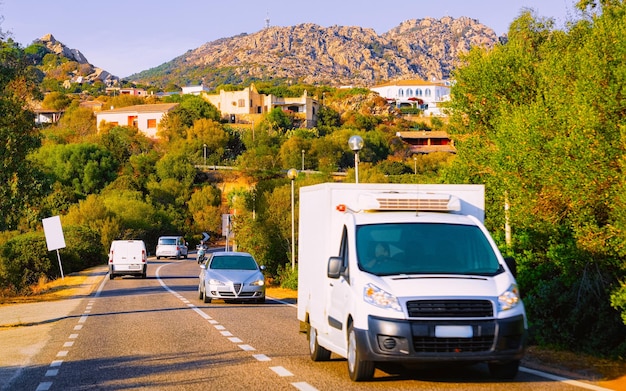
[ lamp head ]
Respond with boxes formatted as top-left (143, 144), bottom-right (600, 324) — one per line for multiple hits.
top-left (287, 168), bottom-right (298, 180)
top-left (348, 135), bottom-right (364, 152)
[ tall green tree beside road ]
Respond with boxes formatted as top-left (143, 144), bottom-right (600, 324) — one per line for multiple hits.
top-left (445, 2), bottom-right (626, 355)
top-left (0, 36), bottom-right (43, 231)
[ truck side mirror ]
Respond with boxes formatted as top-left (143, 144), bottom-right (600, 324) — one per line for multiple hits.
top-left (327, 256), bottom-right (343, 279)
top-left (504, 257), bottom-right (517, 277)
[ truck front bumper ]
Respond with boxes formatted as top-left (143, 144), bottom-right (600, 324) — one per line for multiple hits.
top-left (356, 315), bottom-right (527, 364)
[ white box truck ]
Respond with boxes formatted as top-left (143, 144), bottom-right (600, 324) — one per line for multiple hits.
top-left (109, 240), bottom-right (148, 279)
top-left (297, 183), bottom-right (527, 381)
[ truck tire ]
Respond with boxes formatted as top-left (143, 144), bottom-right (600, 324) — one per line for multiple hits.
top-left (488, 360), bottom-right (520, 380)
top-left (308, 325), bottom-right (331, 361)
top-left (347, 325), bottom-right (375, 381)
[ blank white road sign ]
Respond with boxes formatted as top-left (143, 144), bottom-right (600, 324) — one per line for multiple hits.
top-left (42, 215), bottom-right (66, 251)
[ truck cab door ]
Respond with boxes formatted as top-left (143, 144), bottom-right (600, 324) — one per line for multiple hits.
top-left (325, 226), bottom-right (352, 349)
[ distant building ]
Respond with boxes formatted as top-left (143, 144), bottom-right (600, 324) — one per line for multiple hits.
top-left (34, 109), bottom-right (64, 125)
top-left (182, 85), bottom-right (210, 95)
top-left (396, 130), bottom-right (456, 154)
top-left (79, 100), bottom-right (104, 112)
top-left (201, 83), bottom-right (319, 128)
top-left (370, 79), bottom-right (451, 117)
top-left (105, 87), bottom-right (148, 97)
top-left (96, 103), bottom-right (178, 138)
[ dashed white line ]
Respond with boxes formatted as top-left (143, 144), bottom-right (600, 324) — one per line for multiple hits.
top-left (56, 351), bottom-right (68, 357)
top-left (35, 381), bottom-right (52, 391)
top-left (220, 330), bottom-right (233, 336)
top-left (45, 369), bottom-right (58, 377)
top-left (238, 344), bottom-right (256, 351)
top-left (270, 366), bottom-right (293, 377)
top-left (291, 382), bottom-right (319, 391)
top-left (73, 324), bottom-right (83, 331)
top-left (69, 333), bottom-right (79, 339)
top-left (78, 315), bottom-right (88, 323)
top-left (50, 360), bottom-right (63, 367)
top-left (63, 341), bottom-right (74, 347)
top-left (253, 354), bottom-right (271, 362)
top-left (214, 325), bottom-right (226, 330)
top-left (228, 337), bottom-right (243, 343)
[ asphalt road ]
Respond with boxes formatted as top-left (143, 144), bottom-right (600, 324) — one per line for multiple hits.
top-left (2, 256), bottom-right (614, 391)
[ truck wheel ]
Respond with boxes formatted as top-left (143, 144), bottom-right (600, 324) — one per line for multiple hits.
top-left (109, 273), bottom-right (115, 280)
top-left (347, 325), bottom-right (374, 381)
top-left (488, 360), bottom-right (520, 380)
top-left (308, 325), bottom-right (331, 361)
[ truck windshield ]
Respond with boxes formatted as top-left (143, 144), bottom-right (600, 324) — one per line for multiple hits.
top-left (356, 223), bottom-right (503, 276)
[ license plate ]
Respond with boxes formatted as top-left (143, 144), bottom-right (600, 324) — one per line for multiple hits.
top-left (128, 265), bottom-right (141, 270)
top-left (435, 325), bottom-right (473, 338)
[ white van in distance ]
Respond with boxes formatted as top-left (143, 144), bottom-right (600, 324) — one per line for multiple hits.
top-left (109, 240), bottom-right (148, 279)
top-left (297, 183), bottom-right (527, 381)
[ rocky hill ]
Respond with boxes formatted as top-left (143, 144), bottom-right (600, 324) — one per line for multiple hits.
top-left (129, 16), bottom-right (500, 89)
top-left (33, 34), bottom-right (118, 86)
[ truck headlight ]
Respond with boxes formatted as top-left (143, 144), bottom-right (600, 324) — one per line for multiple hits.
top-left (364, 283), bottom-right (402, 312)
top-left (499, 283), bottom-right (521, 311)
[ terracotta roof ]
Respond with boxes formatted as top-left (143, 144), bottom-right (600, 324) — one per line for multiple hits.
top-left (396, 131), bottom-right (450, 139)
top-left (373, 79), bottom-right (448, 88)
top-left (102, 103), bottom-right (178, 113)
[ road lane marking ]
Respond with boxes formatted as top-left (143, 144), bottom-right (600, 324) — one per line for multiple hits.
top-left (50, 360), bottom-right (63, 367)
top-left (74, 324), bottom-right (83, 330)
top-left (78, 315), bottom-right (88, 323)
top-left (35, 382), bottom-right (52, 391)
top-left (270, 366), bottom-right (293, 377)
top-left (44, 369), bottom-right (58, 377)
top-left (253, 354), bottom-right (271, 362)
top-left (155, 263), bottom-right (316, 390)
top-left (291, 382), bottom-right (319, 391)
top-left (56, 351), bottom-right (68, 357)
top-left (63, 341), bottom-right (74, 347)
top-left (519, 367), bottom-right (615, 391)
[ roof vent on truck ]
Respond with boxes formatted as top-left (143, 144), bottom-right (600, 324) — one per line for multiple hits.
top-left (355, 192), bottom-right (461, 212)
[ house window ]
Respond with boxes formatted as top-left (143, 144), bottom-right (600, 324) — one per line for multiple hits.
top-left (147, 119), bottom-right (157, 128)
top-left (416, 89), bottom-right (423, 97)
top-left (407, 88), bottom-right (413, 97)
top-left (238, 99), bottom-right (245, 107)
top-left (398, 89), bottom-right (404, 97)
top-left (425, 89), bottom-right (431, 97)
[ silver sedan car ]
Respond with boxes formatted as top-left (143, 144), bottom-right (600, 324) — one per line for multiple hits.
top-left (198, 251), bottom-right (266, 304)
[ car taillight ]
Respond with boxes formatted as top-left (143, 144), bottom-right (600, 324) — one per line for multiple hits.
top-left (109, 250), bottom-right (113, 263)
top-left (142, 250), bottom-right (146, 262)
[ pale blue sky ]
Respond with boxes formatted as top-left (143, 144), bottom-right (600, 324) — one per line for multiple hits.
top-left (1, 0), bottom-right (580, 78)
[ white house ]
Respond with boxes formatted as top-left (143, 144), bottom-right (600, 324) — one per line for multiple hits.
top-left (370, 79), bottom-right (451, 117)
top-left (96, 103), bottom-right (178, 138)
top-left (182, 85), bottom-right (210, 95)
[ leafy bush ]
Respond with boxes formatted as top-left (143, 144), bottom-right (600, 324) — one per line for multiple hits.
top-left (0, 232), bottom-right (51, 294)
top-left (277, 263), bottom-right (298, 290)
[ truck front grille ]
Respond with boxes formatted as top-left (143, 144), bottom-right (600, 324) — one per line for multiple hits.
top-left (413, 336), bottom-right (494, 353)
top-left (407, 300), bottom-right (493, 318)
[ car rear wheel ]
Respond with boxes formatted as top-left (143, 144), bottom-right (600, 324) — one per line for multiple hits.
top-left (309, 324), bottom-right (331, 361)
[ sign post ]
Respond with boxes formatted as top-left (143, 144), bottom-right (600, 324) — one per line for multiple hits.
top-left (42, 216), bottom-right (66, 279)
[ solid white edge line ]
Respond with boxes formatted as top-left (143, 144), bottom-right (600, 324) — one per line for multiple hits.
top-left (519, 367), bottom-right (615, 391)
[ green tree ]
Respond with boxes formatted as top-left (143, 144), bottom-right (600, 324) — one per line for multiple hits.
top-left (0, 38), bottom-right (43, 230)
top-left (445, 5), bottom-right (626, 355)
top-left (42, 91), bottom-right (72, 110)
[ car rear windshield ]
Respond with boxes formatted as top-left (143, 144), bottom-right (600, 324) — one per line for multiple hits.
top-left (159, 238), bottom-right (176, 245)
top-left (210, 255), bottom-right (258, 270)
top-left (356, 223), bottom-right (502, 276)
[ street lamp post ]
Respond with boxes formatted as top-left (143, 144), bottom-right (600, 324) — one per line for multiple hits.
top-left (414, 156), bottom-right (417, 175)
top-left (287, 168), bottom-right (298, 270)
top-left (301, 149), bottom-right (305, 171)
top-left (203, 143), bottom-right (207, 167)
top-left (348, 135), bottom-right (364, 183)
